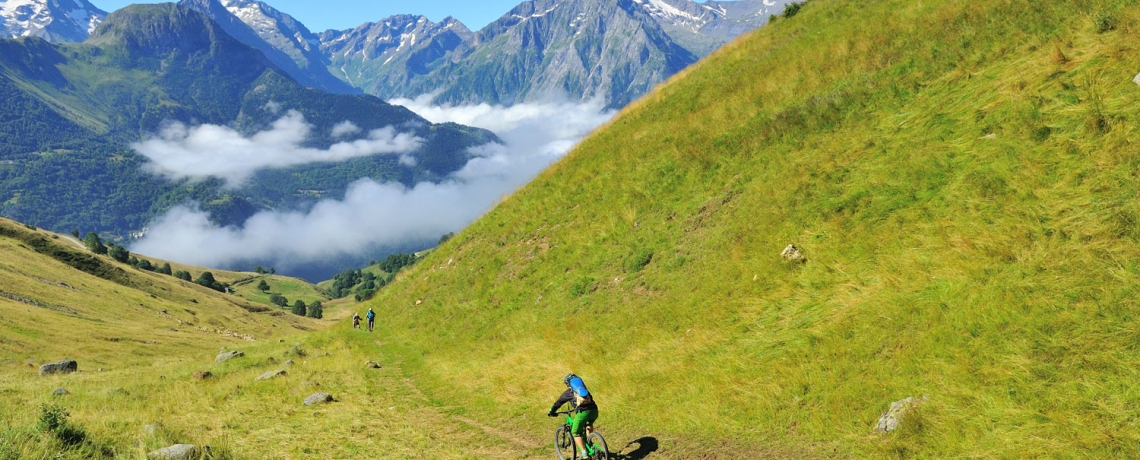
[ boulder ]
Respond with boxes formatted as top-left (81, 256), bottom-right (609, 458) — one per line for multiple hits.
top-left (255, 369), bottom-right (286, 381)
top-left (283, 359), bottom-right (295, 367)
top-left (39, 360), bottom-right (77, 376)
top-left (365, 361), bottom-right (381, 369)
top-left (51, 387), bottom-right (69, 396)
top-left (215, 351), bottom-right (244, 363)
top-left (192, 371), bottom-right (213, 380)
top-left (148, 444), bottom-right (199, 460)
top-left (780, 243), bottom-right (806, 263)
top-left (876, 396), bottom-right (927, 433)
top-left (303, 392), bottom-right (333, 406)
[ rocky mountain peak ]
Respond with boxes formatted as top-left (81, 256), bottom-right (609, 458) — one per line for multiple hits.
top-left (0, 0), bottom-right (107, 42)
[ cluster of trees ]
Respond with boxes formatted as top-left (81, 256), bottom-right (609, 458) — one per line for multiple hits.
top-left (81, 231), bottom-right (227, 292)
top-left (327, 252), bottom-right (419, 301)
top-left (258, 278), bottom-right (322, 318)
top-left (290, 299), bottom-right (323, 319)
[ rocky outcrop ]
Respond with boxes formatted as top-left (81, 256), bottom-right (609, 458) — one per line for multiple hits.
top-left (780, 243), bottom-right (806, 263)
top-left (876, 396), bottom-right (927, 433)
top-left (303, 392), bottom-right (333, 406)
top-left (148, 444), bottom-right (200, 460)
top-left (255, 369), bottom-right (286, 381)
top-left (215, 350), bottom-right (244, 363)
top-left (39, 360), bottom-right (77, 376)
top-left (51, 387), bottom-right (70, 396)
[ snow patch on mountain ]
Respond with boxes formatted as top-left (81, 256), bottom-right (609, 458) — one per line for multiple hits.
top-left (0, 0), bottom-right (106, 42)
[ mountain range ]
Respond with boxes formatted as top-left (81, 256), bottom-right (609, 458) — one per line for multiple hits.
top-left (2, 0), bottom-right (792, 107)
top-left (0, 3), bottom-right (495, 243)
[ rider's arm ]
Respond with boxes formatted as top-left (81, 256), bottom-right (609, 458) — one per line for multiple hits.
top-left (549, 388), bottom-right (574, 414)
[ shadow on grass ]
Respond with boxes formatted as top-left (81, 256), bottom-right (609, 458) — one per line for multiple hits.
top-left (611, 436), bottom-right (659, 459)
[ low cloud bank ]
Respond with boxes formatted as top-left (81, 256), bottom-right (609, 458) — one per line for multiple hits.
top-left (134, 110), bottom-right (421, 185)
top-left (132, 98), bottom-right (616, 274)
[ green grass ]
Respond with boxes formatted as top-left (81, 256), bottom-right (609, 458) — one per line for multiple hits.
top-left (230, 275), bottom-right (330, 308)
top-left (349, 0), bottom-right (1140, 456)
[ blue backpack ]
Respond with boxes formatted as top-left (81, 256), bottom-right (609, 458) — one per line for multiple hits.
top-left (568, 376), bottom-right (593, 406)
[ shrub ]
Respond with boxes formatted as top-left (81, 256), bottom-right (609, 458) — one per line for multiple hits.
top-left (783, 2), bottom-right (802, 18)
top-left (82, 232), bottom-right (106, 255)
top-left (625, 248), bottom-right (654, 273)
top-left (174, 270), bottom-right (192, 281)
top-left (570, 277), bottom-right (596, 297)
top-left (270, 294), bottom-right (288, 307)
top-left (137, 259), bottom-right (154, 271)
top-left (107, 244), bottom-right (129, 263)
top-left (257, 280), bottom-right (270, 291)
top-left (36, 403), bottom-right (85, 446)
top-left (156, 263), bottom-right (172, 275)
top-left (291, 300), bottom-right (307, 316)
top-left (307, 301), bottom-right (323, 319)
top-left (1094, 11), bottom-right (1117, 33)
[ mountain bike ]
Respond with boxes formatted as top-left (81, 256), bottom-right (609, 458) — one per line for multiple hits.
top-left (553, 410), bottom-right (608, 460)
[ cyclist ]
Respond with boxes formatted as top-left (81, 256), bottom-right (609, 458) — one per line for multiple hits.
top-left (548, 373), bottom-right (598, 456)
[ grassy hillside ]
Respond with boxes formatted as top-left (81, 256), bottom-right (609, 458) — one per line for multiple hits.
top-left (352, 0), bottom-right (1140, 457)
top-left (0, 217), bottom-right (543, 459)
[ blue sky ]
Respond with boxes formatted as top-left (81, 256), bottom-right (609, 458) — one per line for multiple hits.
top-left (92, 0), bottom-right (557, 32)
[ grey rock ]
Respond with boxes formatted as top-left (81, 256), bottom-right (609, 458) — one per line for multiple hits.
top-left (215, 350), bottom-right (244, 363)
top-left (303, 392), bottom-right (333, 406)
top-left (365, 361), bottom-right (381, 369)
top-left (103, 387), bottom-right (128, 395)
top-left (51, 387), bottom-right (69, 396)
top-left (39, 360), bottom-right (77, 376)
top-left (148, 444), bottom-right (199, 460)
top-left (192, 371), bottom-right (213, 380)
top-left (301, 381), bottom-right (320, 387)
top-left (283, 359), bottom-right (295, 367)
top-left (1134, 72), bottom-right (1140, 86)
top-left (142, 424), bottom-right (158, 435)
top-left (255, 369), bottom-right (286, 381)
top-left (876, 396), bottom-right (927, 433)
top-left (780, 243), bottom-right (806, 263)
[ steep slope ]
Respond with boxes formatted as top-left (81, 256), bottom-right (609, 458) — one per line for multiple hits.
top-left (178, 0), bottom-right (358, 94)
top-left (322, 0), bottom-right (792, 109)
top-left (0, 0), bottom-right (106, 42)
top-left (355, 0), bottom-right (1140, 456)
top-left (0, 4), bottom-right (496, 241)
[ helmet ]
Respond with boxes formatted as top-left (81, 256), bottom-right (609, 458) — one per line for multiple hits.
top-left (563, 373), bottom-right (577, 387)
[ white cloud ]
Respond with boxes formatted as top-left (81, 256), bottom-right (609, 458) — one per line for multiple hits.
top-left (331, 120), bottom-right (361, 137)
top-left (132, 98), bottom-right (616, 273)
top-left (132, 110), bottom-right (422, 185)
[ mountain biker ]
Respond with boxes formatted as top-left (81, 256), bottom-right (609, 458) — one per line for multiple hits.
top-left (548, 373), bottom-right (598, 456)
top-left (366, 308), bottom-right (375, 332)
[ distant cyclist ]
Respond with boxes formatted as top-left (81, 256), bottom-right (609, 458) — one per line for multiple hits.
top-left (366, 308), bottom-right (375, 332)
top-left (548, 373), bottom-right (598, 455)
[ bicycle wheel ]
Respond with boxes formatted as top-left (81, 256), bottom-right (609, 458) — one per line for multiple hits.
top-left (554, 425), bottom-right (575, 460)
top-left (586, 432), bottom-right (609, 460)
